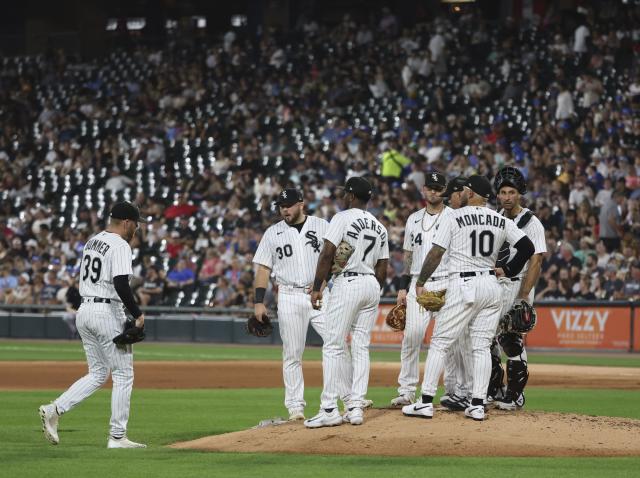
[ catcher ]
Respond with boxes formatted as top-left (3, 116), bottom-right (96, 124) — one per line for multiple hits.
top-left (489, 166), bottom-right (546, 411)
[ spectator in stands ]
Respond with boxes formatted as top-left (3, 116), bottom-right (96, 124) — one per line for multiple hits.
top-left (598, 190), bottom-right (625, 252)
top-left (40, 271), bottom-right (62, 305)
top-left (137, 267), bottom-right (165, 306)
top-left (166, 259), bottom-right (195, 293)
top-left (0, 265), bottom-right (18, 300)
top-left (625, 262), bottom-right (640, 301)
top-left (211, 277), bottom-right (235, 307)
top-left (4, 273), bottom-right (32, 304)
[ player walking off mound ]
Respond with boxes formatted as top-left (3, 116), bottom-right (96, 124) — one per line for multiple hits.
top-left (39, 201), bottom-right (147, 448)
top-left (390, 173), bottom-right (471, 410)
top-left (305, 177), bottom-right (389, 428)
top-left (488, 167), bottom-right (546, 410)
top-left (253, 188), bottom-right (348, 421)
top-left (402, 176), bottom-right (534, 421)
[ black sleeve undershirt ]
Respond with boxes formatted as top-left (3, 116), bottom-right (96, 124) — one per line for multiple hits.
top-left (502, 236), bottom-right (535, 278)
top-left (114, 275), bottom-right (143, 319)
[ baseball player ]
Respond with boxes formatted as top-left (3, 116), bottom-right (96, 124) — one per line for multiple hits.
top-left (402, 176), bottom-right (535, 421)
top-left (253, 188), bottom-right (349, 421)
top-left (39, 201), bottom-right (147, 448)
top-left (390, 173), bottom-right (472, 410)
top-left (305, 176), bottom-right (389, 428)
top-left (488, 167), bottom-right (546, 410)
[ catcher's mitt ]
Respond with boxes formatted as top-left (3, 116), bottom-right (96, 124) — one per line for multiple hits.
top-left (386, 304), bottom-right (406, 331)
top-left (246, 314), bottom-right (273, 338)
top-left (112, 320), bottom-right (146, 345)
top-left (500, 300), bottom-right (537, 333)
top-left (416, 290), bottom-right (446, 311)
top-left (331, 240), bottom-right (354, 275)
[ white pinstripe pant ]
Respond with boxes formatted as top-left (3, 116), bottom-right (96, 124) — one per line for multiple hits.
top-left (420, 273), bottom-right (501, 401)
top-left (277, 287), bottom-right (332, 410)
top-left (320, 274), bottom-right (380, 410)
top-left (398, 277), bottom-right (472, 398)
top-left (54, 302), bottom-right (134, 437)
top-left (492, 278), bottom-right (534, 362)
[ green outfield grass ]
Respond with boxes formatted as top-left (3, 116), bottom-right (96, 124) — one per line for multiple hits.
top-left (1, 387), bottom-right (639, 478)
top-left (1, 340), bottom-right (640, 367)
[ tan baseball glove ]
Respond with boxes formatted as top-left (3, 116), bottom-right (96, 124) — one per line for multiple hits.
top-left (331, 240), bottom-right (354, 274)
top-left (416, 290), bottom-right (446, 311)
top-left (386, 304), bottom-right (406, 331)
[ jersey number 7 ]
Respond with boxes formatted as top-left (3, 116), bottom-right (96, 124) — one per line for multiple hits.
top-left (362, 235), bottom-right (376, 260)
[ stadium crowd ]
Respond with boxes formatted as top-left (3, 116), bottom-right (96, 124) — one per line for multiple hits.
top-left (0, 3), bottom-right (639, 311)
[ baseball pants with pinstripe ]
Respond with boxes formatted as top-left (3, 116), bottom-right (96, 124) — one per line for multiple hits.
top-left (320, 274), bottom-right (380, 410)
top-left (53, 302), bottom-right (134, 438)
top-left (420, 273), bottom-right (502, 400)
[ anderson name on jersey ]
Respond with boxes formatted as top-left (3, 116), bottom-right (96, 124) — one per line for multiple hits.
top-left (324, 208), bottom-right (389, 275)
top-left (253, 216), bottom-right (329, 287)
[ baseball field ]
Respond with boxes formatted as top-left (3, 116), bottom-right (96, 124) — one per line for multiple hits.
top-left (2, 340), bottom-right (640, 477)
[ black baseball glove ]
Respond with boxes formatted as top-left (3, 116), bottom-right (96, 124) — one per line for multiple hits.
top-left (112, 319), bottom-right (146, 345)
top-left (500, 300), bottom-right (537, 334)
top-left (246, 314), bottom-right (273, 338)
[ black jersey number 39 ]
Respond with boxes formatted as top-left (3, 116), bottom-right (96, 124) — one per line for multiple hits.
top-left (82, 255), bottom-right (102, 283)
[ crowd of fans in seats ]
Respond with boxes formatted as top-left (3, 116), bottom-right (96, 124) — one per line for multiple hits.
top-left (0, 2), bottom-right (639, 312)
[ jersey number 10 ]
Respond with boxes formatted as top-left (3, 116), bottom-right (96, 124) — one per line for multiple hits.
top-left (469, 230), bottom-right (495, 257)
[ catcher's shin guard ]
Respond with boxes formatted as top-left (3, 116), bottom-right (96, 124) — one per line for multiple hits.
top-left (487, 352), bottom-right (505, 398)
top-left (505, 359), bottom-right (529, 397)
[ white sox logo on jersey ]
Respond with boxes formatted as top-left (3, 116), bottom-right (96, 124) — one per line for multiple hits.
top-left (305, 231), bottom-right (321, 253)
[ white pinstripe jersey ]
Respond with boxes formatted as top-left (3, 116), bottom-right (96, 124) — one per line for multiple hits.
top-left (79, 231), bottom-right (133, 299)
top-left (324, 208), bottom-right (389, 275)
top-left (499, 207), bottom-right (547, 278)
top-left (403, 206), bottom-right (452, 277)
top-left (433, 206), bottom-right (525, 273)
top-left (253, 216), bottom-right (329, 287)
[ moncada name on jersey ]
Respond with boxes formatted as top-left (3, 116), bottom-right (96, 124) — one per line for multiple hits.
top-left (455, 213), bottom-right (506, 229)
top-left (346, 217), bottom-right (387, 243)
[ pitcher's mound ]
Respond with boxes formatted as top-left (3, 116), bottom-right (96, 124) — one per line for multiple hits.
top-left (170, 408), bottom-right (640, 457)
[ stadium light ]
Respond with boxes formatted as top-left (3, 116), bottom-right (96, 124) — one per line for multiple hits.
top-left (126, 18), bottom-right (146, 31)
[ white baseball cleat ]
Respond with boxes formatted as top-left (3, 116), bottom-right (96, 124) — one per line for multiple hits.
top-left (343, 407), bottom-right (364, 425)
top-left (390, 394), bottom-right (415, 408)
top-left (402, 401), bottom-right (433, 419)
top-left (304, 409), bottom-right (343, 429)
top-left (288, 408), bottom-right (305, 421)
top-left (107, 436), bottom-right (147, 449)
top-left (39, 404), bottom-right (60, 445)
top-left (464, 405), bottom-right (485, 421)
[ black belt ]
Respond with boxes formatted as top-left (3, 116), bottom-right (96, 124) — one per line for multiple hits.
top-left (82, 297), bottom-right (112, 304)
top-left (343, 272), bottom-right (372, 277)
top-left (459, 271), bottom-right (496, 278)
top-left (427, 275), bottom-right (447, 282)
top-left (509, 277), bottom-right (520, 282)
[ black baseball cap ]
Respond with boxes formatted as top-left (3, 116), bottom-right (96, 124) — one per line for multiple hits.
top-left (467, 175), bottom-right (493, 199)
top-left (441, 176), bottom-right (468, 197)
top-left (345, 176), bottom-right (373, 201)
top-left (275, 188), bottom-right (304, 207)
top-left (425, 172), bottom-right (446, 189)
top-left (110, 201), bottom-right (148, 223)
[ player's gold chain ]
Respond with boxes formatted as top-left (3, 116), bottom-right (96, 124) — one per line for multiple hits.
top-left (421, 208), bottom-right (443, 233)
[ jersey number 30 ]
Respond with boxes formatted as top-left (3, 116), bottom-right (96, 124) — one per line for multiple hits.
top-left (470, 230), bottom-right (494, 257)
top-left (82, 256), bottom-right (102, 283)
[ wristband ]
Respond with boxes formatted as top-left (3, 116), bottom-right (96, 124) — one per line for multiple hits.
top-left (399, 274), bottom-right (411, 290)
top-left (254, 287), bottom-right (266, 303)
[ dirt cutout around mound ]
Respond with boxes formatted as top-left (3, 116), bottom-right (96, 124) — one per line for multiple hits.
top-left (171, 408), bottom-right (640, 457)
top-left (2, 361), bottom-right (640, 389)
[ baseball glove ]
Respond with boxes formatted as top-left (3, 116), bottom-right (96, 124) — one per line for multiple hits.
top-left (500, 300), bottom-right (537, 333)
top-left (112, 320), bottom-right (146, 345)
top-left (386, 304), bottom-right (406, 331)
top-left (331, 240), bottom-right (354, 275)
top-left (246, 314), bottom-right (273, 338)
top-left (416, 290), bottom-right (446, 311)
